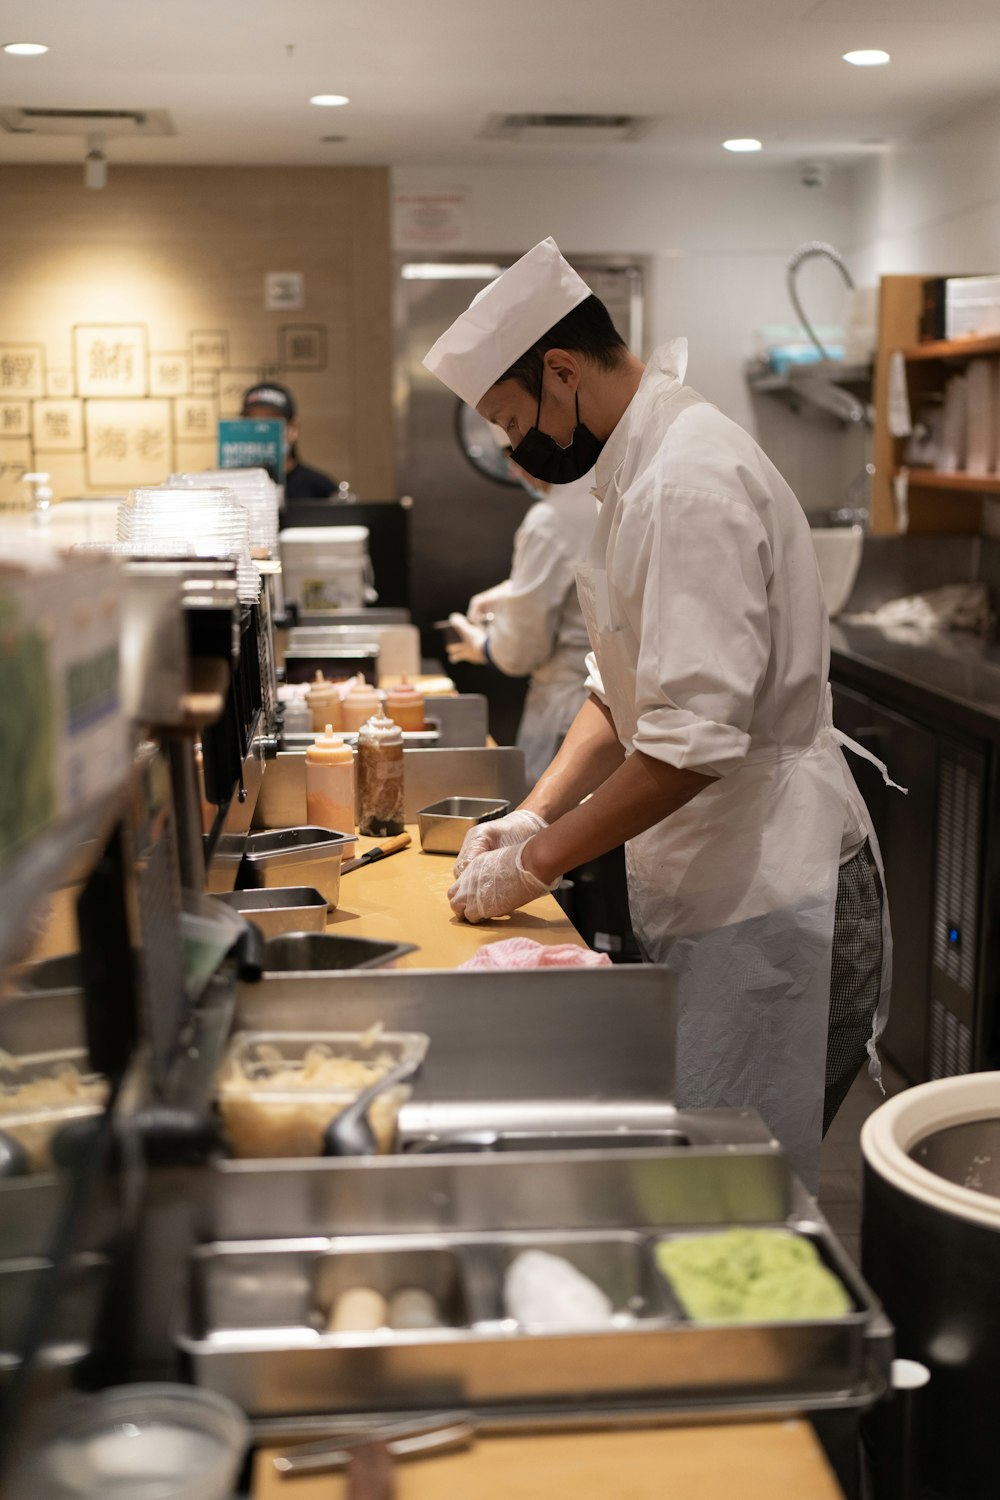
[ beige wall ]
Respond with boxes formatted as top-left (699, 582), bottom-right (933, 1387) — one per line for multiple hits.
top-left (0, 165), bottom-right (393, 505)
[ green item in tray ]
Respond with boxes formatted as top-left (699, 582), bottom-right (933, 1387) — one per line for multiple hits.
top-left (655, 1228), bottom-right (850, 1323)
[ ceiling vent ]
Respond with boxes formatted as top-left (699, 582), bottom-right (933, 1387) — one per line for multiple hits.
top-left (0, 107), bottom-right (174, 138)
top-left (480, 112), bottom-right (651, 144)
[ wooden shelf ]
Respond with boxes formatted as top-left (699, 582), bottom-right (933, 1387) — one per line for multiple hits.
top-left (901, 469), bottom-right (1000, 494)
top-left (903, 333), bottom-right (1000, 362)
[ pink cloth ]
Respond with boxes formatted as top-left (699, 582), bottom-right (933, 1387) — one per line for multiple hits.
top-left (459, 937), bottom-right (612, 971)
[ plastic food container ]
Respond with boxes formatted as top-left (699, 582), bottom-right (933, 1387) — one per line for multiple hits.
top-left (0, 1050), bottom-right (108, 1172)
top-left (417, 797), bottom-right (510, 855)
top-left (215, 886), bottom-right (328, 938)
top-left (5, 1381), bottom-right (248, 1500)
top-left (279, 524), bottom-right (373, 613)
top-left (217, 1030), bottom-right (429, 1158)
top-left (241, 827), bottom-right (352, 909)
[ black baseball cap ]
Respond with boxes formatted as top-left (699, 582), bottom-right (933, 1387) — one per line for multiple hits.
top-left (241, 381), bottom-right (296, 419)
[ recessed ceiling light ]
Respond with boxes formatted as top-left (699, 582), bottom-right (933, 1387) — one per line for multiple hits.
top-left (723, 138), bottom-right (762, 153)
top-left (3, 41), bottom-right (48, 56)
top-left (402, 263), bottom-right (505, 280)
top-left (309, 93), bottom-right (350, 107)
top-left (843, 49), bottom-right (890, 67)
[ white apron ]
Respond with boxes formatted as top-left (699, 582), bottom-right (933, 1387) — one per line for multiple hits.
top-left (576, 377), bottom-right (894, 1194)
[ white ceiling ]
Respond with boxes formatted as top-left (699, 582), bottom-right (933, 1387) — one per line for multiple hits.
top-left (0, 0), bottom-right (999, 170)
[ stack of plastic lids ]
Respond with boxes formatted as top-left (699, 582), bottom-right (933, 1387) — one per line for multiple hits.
top-left (116, 486), bottom-right (260, 603)
top-left (171, 467), bottom-right (280, 556)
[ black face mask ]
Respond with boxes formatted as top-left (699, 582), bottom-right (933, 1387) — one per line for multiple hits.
top-left (509, 390), bottom-right (604, 484)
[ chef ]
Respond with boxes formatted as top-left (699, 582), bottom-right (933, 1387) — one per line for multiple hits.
top-left (446, 452), bottom-right (596, 785)
top-left (423, 237), bottom-right (894, 1189)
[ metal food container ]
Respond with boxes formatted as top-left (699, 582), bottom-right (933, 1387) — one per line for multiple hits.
top-left (178, 1149), bottom-right (885, 1417)
top-left (0, 1253), bottom-right (108, 1385)
top-left (259, 933), bottom-right (417, 972)
top-left (215, 887), bottom-right (328, 939)
top-left (216, 1029), bottom-right (430, 1159)
top-left (240, 827), bottom-right (351, 909)
top-left (12, 954), bottom-right (82, 999)
top-left (417, 797), bottom-right (510, 855)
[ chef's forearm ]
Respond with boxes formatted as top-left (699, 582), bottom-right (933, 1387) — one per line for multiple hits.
top-left (520, 694), bottom-right (626, 822)
top-left (522, 749), bottom-right (714, 885)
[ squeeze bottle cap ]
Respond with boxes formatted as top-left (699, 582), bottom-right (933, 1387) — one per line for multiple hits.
top-left (306, 725), bottom-right (354, 764)
top-left (343, 679), bottom-right (380, 701)
top-left (358, 711), bottom-right (403, 745)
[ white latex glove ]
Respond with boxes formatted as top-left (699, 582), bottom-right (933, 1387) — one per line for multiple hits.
top-left (445, 612), bottom-right (487, 665)
top-left (448, 842), bottom-right (558, 924)
top-left (468, 581), bottom-right (511, 624)
top-left (453, 808), bottom-right (548, 879)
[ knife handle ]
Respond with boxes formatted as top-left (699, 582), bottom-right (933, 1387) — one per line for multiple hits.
top-left (373, 833), bottom-right (412, 858)
top-left (348, 1440), bottom-right (394, 1500)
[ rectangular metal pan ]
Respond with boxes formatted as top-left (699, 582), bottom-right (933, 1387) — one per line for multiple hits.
top-left (178, 1213), bottom-right (879, 1417)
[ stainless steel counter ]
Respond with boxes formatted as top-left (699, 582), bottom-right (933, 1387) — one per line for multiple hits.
top-left (830, 622), bottom-right (1000, 741)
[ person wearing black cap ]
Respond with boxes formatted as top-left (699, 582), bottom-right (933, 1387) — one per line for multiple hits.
top-left (241, 381), bottom-right (338, 499)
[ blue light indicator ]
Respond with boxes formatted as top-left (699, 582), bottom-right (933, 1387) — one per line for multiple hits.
top-left (948, 925), bottom-right (961, 947)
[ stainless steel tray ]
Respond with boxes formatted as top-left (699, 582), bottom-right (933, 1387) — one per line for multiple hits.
top-left (215, 886), bottom-right (328, 938)
top-left (241, 827), bottom-right (351, 909)
top-left (0, 1253), bottom-right (108, 1384)
top-left (257, 933), bottom-right (418, 972)
top-left (281, 729), bottom-right (440, 751)
top-left (417, 797), bottom-right (510, 855)
top-left (179, 1212), bottom-right (881, 1417)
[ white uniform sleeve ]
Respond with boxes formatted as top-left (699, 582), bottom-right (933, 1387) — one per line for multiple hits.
top-left (584, 650), bottom-right (608, 704)
top-left (487, 504), bottom-right (580, 679)
top-left (625, 485), bottom-right (772, 777)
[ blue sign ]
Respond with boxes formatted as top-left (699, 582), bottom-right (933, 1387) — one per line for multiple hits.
top-left (217, 418), bottom-right (285, 483)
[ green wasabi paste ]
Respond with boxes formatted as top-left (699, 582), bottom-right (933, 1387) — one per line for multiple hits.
top-left (656, 1228), bottom-right (850, 1323)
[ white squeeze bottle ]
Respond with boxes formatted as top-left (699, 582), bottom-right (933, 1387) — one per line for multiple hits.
top-left (306, 671), bottom-right (342, 732)
top-left (341, 678), bottom-right (382, 733)
top-left (305, 725), bottom-right (356, 857)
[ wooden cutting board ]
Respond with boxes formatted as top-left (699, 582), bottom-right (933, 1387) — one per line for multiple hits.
top-left (328, 825), bottom-right (586, 968)
top-left (253, 1418), bottom-right (845, 1498)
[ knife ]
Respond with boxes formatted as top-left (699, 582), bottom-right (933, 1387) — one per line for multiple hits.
top-left (340, 833), bottom-right (412, 874)
top-left (273, 1418), bottom-right (475, 1477)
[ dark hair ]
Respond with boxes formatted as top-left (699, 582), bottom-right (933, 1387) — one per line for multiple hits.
top-left (495, 295), bottom-right (627, 398)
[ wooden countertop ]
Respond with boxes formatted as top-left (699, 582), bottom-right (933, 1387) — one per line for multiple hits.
top-left (253, 1418), bottom-right (845, 1498)
top-left (329, 827), bottom-right (584, 969)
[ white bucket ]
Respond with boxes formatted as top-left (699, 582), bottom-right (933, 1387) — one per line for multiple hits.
top-left (279, 526), bottom-right (374, 611)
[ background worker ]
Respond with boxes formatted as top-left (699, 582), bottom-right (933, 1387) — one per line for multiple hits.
top-left (446, 456), bottom-right (596, 785)
top-left (241, 381), bottom-right (337, 499)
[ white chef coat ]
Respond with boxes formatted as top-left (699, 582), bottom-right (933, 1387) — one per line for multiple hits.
top-left (578, 338), bottom-right (890, 1191)
top-left (487, 473), bottom-right (596, 786)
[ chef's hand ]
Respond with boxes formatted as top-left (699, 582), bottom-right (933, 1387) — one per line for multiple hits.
top-left (468, 581), bottom-right (510, 624)
top-left (448, 841), bottom-right (558, 924)
top-left (445, 613), bottom-right (487, 665)
top-left (453, 808), bottom-right (548, 878)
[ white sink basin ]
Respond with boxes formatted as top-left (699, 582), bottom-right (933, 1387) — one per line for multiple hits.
top-left (810, 526), bottom-right (863, 617)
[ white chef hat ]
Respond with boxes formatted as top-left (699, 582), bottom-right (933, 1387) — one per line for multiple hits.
top-left (422, 237), bottom-right (592, 408)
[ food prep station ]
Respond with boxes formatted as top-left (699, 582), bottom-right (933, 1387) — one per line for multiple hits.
top-left (0, 543), bottom-right (893, 1497)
